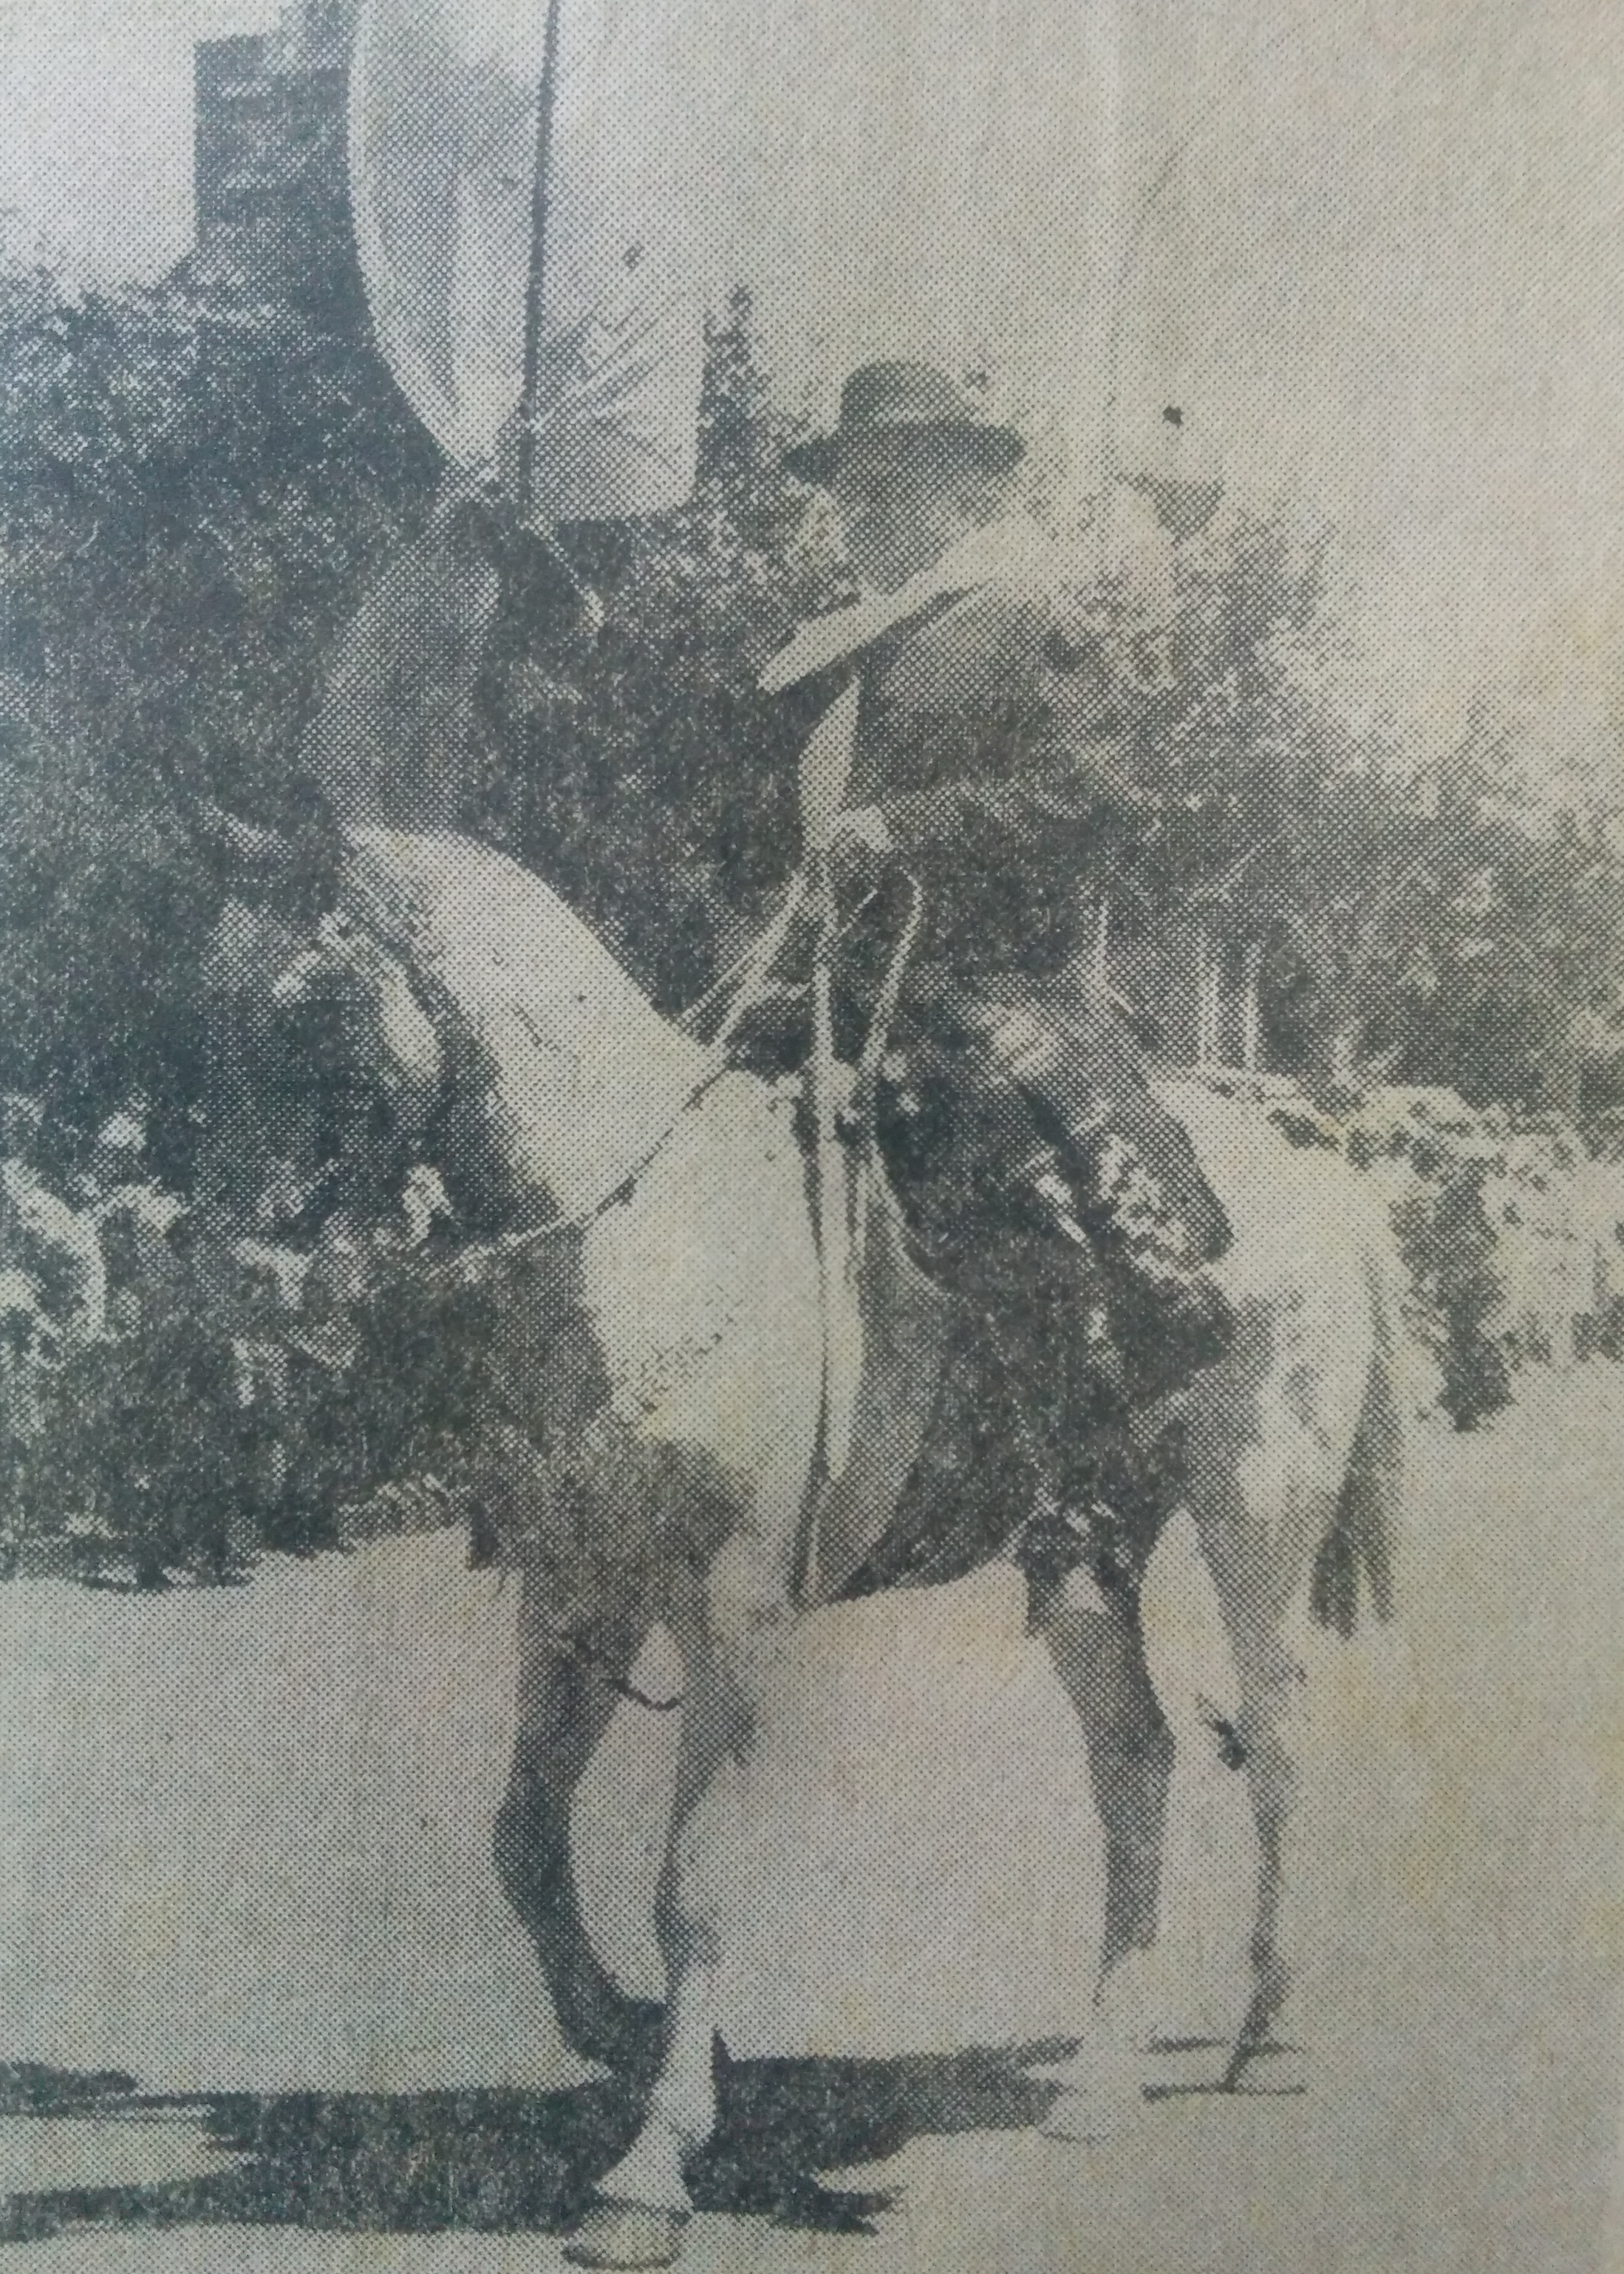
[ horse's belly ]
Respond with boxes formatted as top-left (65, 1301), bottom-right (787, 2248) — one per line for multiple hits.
top-left (579, 1075), bottom-right (825, 1482)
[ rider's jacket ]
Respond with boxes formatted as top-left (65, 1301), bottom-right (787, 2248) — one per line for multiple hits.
top-left (760, 521), bottom-right (1234, 1421)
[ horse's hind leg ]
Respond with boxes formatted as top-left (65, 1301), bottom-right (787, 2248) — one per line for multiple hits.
top-left (1187, 1473), bottom-right (1317, 2088)
top-left (1220, 1634), bottom-right (1300, 2088)
top-left (1183, 1287), bottom-right (1372, 2090)
top-left (1026, 1510), bottom-right (1178, 2141)
top-left (1030, 1554), bottom-right (1175, 1977)
top-left (494, 1572), bottom-right (663, 2074)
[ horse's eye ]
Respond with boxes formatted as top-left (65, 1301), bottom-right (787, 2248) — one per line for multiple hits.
top-left (331, 913), bottom-right (354, 939)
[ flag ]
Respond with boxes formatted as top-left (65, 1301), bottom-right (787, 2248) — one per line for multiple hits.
top-left (349, 0), bottom-right (1124, 520)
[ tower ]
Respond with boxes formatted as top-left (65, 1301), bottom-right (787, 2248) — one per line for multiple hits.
top-left (187, 0), bottom-right (365, 332)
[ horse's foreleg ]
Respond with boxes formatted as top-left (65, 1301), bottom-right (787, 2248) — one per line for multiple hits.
top-left (495, 1585), bottom-right (663, 2074)
top-left (570, 1503), bottom-right (803, 2265)
top-left (1191, 1451), bottom-right (1317, 2091)
top-left (1184, 1290), bottom-right (1370, 2094)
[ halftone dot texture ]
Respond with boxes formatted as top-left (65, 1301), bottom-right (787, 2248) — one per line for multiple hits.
top-left (0, 0), bottom-right (1620, 2267)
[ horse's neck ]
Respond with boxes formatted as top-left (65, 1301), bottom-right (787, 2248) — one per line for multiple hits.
top-left (342, 827), bottom-right (708, 1222)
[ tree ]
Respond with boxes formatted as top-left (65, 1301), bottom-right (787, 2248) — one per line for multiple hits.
top-left (1257, 708), bottom-right (1624, 1117)
top-left (1068, 495), bottom-right (1624, 1117)
top-left (0, 255), bottom-right (439, 1171)
top-left (0, 266), bottom-right (844, 1577)
top-left (6, 236), bottom-right (1624, 1586)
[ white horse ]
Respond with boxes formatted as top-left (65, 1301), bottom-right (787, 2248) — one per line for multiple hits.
top-left (272, 825), bottom-right (1405, 2269)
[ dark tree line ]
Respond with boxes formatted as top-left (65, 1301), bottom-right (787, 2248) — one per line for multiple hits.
top-left (1066, 503), bottom-right (1624, 1120)
top-left (0, 253), bottom-right (440, 1174)
top-left (0, 252), bottom-right (1621, 1576)
top-left (4, 253), bottom-right (1621, 1166)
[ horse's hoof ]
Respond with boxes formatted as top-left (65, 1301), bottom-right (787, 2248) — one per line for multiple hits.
top-left (1221, 1963), bottom-right (1292, 2091)
top-left (1221, 2034), bottom-right (1307, 2095)
top-left (1221, 2038), bottom-right (1266, 2093)
top-left (1032, 1945), bottom-right (1160, 2144)
top-left (562, 2200), bottom-right (689, 2269)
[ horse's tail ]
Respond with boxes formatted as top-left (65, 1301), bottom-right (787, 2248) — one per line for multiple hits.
top-left (1309, 1247), bottom-right (1407, 1638)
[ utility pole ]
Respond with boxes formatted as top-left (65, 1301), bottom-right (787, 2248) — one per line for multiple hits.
top-left (515, 0), bottom-right (567, 525)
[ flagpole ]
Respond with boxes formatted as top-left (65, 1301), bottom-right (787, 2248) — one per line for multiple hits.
top-left (1097, 15), bottom-right (1307, 564)
top-left (516, 0), bottom-right (567, 523)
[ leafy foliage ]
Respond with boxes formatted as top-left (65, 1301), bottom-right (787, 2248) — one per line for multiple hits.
top-left (1074, 503), bottom-right (1624, 1116)
top-left (3, 246), bottom-right (1624, 1588)
top-left (1389, 1160), bottom-right (1515, 1431)
top-left (0, 256), bottom-right (438, 1164)
top-left (1269, 726), bottom-right (1624, 1117)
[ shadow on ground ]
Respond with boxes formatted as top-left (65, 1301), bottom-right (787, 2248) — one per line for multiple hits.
top-left (0, 2047), bottom-right (1069, 2245)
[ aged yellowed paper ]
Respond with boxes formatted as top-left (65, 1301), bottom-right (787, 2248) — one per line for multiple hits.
top-left (0, 2), bottom-right (1620, 2267)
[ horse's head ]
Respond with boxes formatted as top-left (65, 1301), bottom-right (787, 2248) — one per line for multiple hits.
top-left (262, 910), bottom-right (446, 1202)
top-left (195, 820), bottom-right (449, 1223)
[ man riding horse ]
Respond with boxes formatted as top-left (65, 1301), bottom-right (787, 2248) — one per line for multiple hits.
top-left (550, 362), bottom-right (1255, 2265)
top-left (752, 359), bottom-right (1236, 1568)
top-left (253, 351), bottom-right (1396, 2271)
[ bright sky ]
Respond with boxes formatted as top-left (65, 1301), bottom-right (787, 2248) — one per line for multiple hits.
top-left (0, 3), bottom-right (277, 279)
top-left (1, 0), bottom-right (1620, 778)
top-left (1116, 0), bottom-right (1624, 777)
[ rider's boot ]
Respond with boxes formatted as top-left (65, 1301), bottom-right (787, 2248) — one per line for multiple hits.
top-left (1032, 1142), bottom-right (1235, 1409)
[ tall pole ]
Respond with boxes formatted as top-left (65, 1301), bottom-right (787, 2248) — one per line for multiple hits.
top-left (1079, 0), bottom-right (1121, 563)
top-left (1096, 18), bottom-right (1305, 565)
top-left (1241, 942), bottom-right (1263, 1075)
top-left (515, 0), bottom-right (567, 524)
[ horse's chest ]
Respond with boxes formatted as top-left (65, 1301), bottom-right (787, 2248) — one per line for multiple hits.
top-left (579, 1075), bottom-right (824, 1474)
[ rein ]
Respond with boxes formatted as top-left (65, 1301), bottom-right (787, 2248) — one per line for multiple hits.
top-left (414, 857), bottom-right (922, 1298)
top-left (405, 675), bottom-right (918, 1613)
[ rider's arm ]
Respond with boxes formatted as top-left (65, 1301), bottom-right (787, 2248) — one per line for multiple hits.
top-left (865, 587), bottom-right (1119, 865)
top-left (875, 730), bottom-right (1119, 863)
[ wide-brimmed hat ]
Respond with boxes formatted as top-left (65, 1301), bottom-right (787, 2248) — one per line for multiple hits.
top-left (782, 361), bottom-right (1026, 488)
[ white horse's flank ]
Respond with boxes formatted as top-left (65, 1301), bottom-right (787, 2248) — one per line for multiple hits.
top-left (304, 831), bottom-right (1405, 2262)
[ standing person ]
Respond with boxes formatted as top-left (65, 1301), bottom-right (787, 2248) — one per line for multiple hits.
top-left (760, 359), bottom-right (1235, 1560)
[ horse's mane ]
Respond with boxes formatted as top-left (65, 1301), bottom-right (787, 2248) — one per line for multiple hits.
top-left (339, 827), bottom-right (709, 1225)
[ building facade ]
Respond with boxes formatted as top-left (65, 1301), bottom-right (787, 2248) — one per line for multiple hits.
top-left (188, 1), bottom-right (366, 333)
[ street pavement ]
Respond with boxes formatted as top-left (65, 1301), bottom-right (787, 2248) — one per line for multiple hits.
top-left (0, 1368), bottom-right (1619, 2271)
